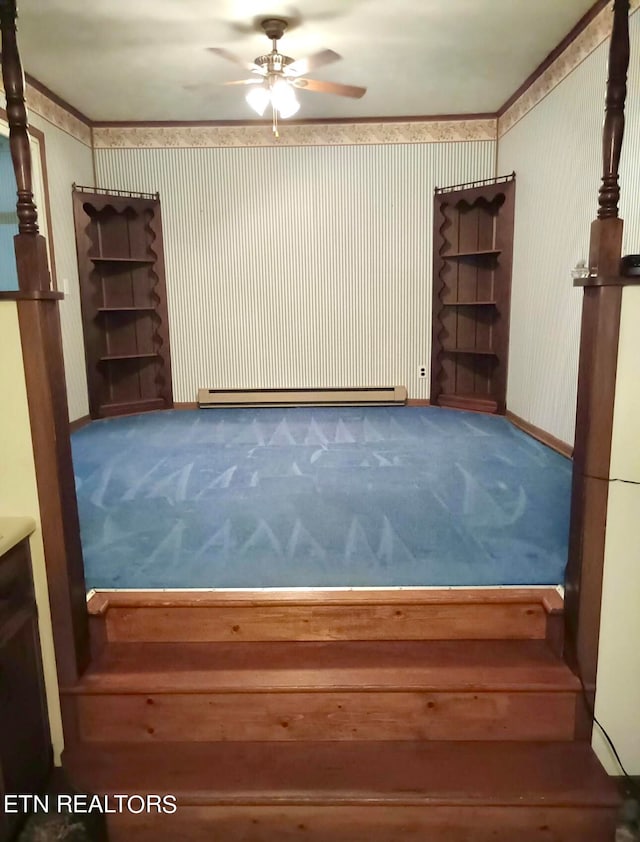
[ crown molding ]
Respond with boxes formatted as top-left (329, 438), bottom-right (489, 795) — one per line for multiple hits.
top-left (0, 74), bottom-right (92, 146)
top-left (498, 0), bottom-right (640, 138)
top-left (91, 112), bottom-right (497, 128)
top-left (497, 0), bottom-right (610, 119)
top-left (24, 73), bottom-right (92, 128)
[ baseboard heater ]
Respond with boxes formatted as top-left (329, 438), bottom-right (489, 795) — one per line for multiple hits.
top-left (197, 386), bottom-right (407, 408)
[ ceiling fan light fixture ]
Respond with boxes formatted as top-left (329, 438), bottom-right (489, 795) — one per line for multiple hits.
top-left (211, 17), bottom-right (364, 133)
top-left (245, 84), bottom-right (270, 116)
top-left (270, 79), bottom-right (300, 119)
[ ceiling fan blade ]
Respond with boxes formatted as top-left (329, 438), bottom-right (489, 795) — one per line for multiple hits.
top-left (286, 49), bottom-right (342, 77)
top-left (221, 78), bottom-right (264, 86)
top-left (206, 47), bottom-right (263, 74)
top-left (293, 78), bottom-right (367, 99)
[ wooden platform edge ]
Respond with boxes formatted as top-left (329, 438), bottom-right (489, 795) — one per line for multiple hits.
top-left (87, 587), bottom-right (564, 612)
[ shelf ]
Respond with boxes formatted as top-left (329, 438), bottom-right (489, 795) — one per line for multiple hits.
top-left (442, 300), bottom-right (497, 306)
top-left (74, 187), bottom-right (173, 419)
top-left (89, 256), bottom-right (155, 264)
top-left (438, 392), bottom-right (499, 413)
top-left (431, 177), bottom-right (514, 416)
top-left (0, 289), bottom-right (64, 301)
top-left (99, 353), bottom-right (159, 362)
top-left (441, 249), bottom-right (501, 259)
top-left (97, 307), bottom-right (155, 313)
top-left (442, 348), bottom-right (498, 356)
top-left (100, 397), bottom-right (167, 417)
top-left (573, 273), bottom-right (640, 288)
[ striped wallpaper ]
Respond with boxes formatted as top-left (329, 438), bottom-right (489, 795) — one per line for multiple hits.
top-left (95, 141), bottom-right (495, 403)
top-left (498, 9), bottom-right (640, 447)
top-left (28, 113), bottom-right (94, 422)
top-left (499, 7), bottom-right (640, 447)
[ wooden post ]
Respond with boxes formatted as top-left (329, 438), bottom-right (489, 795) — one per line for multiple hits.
top-left (1, 0), bottom-right (50, 290)
top-left (564, 0), bottom-right (630, 715)
top-left (0, 0), bottom-right (89, 685)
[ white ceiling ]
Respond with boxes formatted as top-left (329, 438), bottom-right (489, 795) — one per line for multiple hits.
top-left (16, 0), bottom-right (596, 122)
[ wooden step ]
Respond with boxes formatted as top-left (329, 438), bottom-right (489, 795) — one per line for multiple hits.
top-left (63, 640), bottom-right (580, 743)
top-left (68, 639), bottom-right (579, 694)
top-left (63, 741), bottom-right (619, 841)
top-left (88, 588), bottom-right (564, 646)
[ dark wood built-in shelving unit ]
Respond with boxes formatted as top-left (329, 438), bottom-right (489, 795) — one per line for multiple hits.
top-left (73, 185), bottom-right (173, 418)
top-left (444, 301), bottom-right (498, 306)
top-left (90, 256), bottom-right (156, 264)
top-left (97, 306), bottom-right (156, 313)
top-left (431, 174), bottom-right (515, 414)
top-left (443, 249), bottom-right (502, 259)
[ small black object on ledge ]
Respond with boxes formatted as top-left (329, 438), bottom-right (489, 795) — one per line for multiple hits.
top-left (621, 254), bottom-right (640, 277)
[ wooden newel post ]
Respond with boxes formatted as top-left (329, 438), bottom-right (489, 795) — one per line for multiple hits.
top-left (1, 0), bottom-right (90, 688)
top-left (564, 0), bottom-right (630, 716)
top-left (1, 0), bottom-right (36, 233)
top-left (1, 0), bottom-right (51, 291)
top-left (598, 0), bottom-right (630, 222)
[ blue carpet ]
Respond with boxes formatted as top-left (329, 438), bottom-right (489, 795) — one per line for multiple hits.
top-left (71, 407), bottom-right (571, 589)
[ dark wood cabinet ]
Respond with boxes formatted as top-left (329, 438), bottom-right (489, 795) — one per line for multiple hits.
top-left (72, 186), bottom-right (173, 419)
top-left (430, 174), bottom-right (515, 414)
top-left (0, 522), bottom-right (52, 842)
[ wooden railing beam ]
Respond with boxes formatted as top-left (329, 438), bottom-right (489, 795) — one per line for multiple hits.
top-left (0, 0), bottom-right (90, 687)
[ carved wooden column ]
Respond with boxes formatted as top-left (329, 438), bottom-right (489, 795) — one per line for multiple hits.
top-left (0, 0), bottom-right (89, 684)
top-left (564, 0), bottom-right (631, 712)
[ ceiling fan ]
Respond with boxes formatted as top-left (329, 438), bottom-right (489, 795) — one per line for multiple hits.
top-left (208, 18), bottom-right (367, 135)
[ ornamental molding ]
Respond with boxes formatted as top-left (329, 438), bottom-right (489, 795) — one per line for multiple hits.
top-left (92, 119), bottom-right (498, 150)
top-left (499, 0), bottom-right (640, 138)
top-left (0, 78), bottom-right (92, 146)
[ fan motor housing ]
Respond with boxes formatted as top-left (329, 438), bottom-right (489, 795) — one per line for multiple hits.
top-left (261, 18), bottom-right (288, 41)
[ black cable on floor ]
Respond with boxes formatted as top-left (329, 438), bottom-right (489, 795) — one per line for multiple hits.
top-left (575, 657), bottom-right (640, 801)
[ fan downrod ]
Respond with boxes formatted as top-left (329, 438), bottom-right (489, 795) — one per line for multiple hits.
top-left (261, 18), bottom-right (288, 42)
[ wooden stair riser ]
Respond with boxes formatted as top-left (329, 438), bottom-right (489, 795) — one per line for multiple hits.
top-left (89, 613), bottom-right (108, 660)
top-left (65, 591), bottom-right (615, 841)
top-left (63, 741), bottom-right (619, 842)
top-left (71, 690), bottom-right (578, 742)
top-left (98, 602), bottom-right (554, 644)
top-left (103, 805), bottom-right (617, 842)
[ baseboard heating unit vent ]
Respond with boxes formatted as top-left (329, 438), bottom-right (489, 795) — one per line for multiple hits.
top-left (197, 386), bottom-right (407, 408)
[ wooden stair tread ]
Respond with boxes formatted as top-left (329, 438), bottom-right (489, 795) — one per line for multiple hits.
top-left (88, 587), bottom-right (563, 613)
top-left (64, 741), bottom-right (618, 807)
top-left (65, 640), bottom-right (579, 694)
top-left (90, 587), bottom-right (564, 643)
